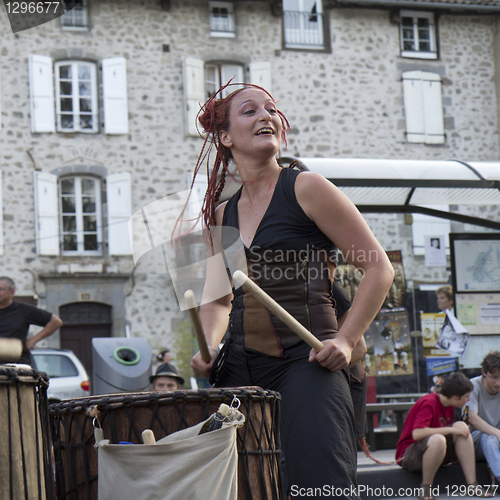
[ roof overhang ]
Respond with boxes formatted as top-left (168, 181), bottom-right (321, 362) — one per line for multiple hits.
top-left (330, 0), bottom-right (500, 13)
top-left (283, 157), bottom-right (500, 230)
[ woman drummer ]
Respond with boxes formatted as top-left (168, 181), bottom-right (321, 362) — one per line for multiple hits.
top-left (190, 83), bottom-right (394, 499)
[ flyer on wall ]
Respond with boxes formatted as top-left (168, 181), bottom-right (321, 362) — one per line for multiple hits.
top-left (425, 235), bottom-right (447, 267)
top-left (435, 309), bottom-right (470, 357)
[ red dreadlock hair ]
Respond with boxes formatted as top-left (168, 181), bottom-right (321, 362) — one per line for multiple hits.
top-left (175, 80), bottom-right (290, 243)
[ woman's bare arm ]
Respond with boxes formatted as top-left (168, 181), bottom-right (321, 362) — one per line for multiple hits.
top-left (296, 172), bottom-right (394, 371)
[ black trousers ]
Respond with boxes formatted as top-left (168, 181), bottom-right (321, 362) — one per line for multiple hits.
top-left (215, 340), bottom-right (360, 500)
top-left (350, 370), bottom-right (367, 440)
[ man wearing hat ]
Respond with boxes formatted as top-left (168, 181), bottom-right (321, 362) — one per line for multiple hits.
top-left (150, 362), bottom-right (185, 391)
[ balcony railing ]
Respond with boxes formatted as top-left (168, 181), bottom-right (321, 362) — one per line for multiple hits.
top-left (283, 10), bottom-right (324, 48)
top-left (210, 13), bottom-right (236, 37)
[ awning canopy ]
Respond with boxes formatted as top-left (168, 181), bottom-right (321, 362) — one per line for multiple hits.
top-left (283, 157), bottom-right (500, 230)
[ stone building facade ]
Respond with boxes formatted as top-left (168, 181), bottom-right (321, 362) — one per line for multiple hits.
top-left (0, 0), bottom-right (499, 378)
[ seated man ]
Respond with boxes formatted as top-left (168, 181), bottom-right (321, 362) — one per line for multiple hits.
top-left (467, 351), bottom-right (500, 485)
top-left (396, 372), bottom-right (492, 500)
top-left (150, 362), bottom-right (184, 391)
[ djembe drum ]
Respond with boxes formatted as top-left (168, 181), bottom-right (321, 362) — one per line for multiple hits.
top-left (50, 387), bottom-right (283, 500)
top-left (0, 365), bottom-right (54, 500)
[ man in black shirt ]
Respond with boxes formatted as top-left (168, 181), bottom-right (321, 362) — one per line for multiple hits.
top-left (0, 276), bottom-right (63, 366)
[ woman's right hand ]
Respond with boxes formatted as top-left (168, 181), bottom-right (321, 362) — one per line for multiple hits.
top-left (191, 347), bottom-right (219, 379)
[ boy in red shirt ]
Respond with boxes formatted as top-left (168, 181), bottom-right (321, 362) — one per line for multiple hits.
top-left (396, 372), bottom-right (492, 500)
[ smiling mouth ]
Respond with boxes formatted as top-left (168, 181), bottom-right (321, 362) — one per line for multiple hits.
top-left (256, 128), bottom-right (274, 135)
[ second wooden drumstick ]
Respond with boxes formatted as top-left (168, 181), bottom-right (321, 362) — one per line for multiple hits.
top-left (232, 270), bottom-right (324, 352)
top-left (142, 429), bottom-right (156, 445)
top-left (184, 290), bottom-right (211, 363)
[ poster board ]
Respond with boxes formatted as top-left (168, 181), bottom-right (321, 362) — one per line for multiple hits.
top-left (455, 293), bottom-right (500, 335)
top-left (426, 356), bottom-right (457, 377)
top-left (336, 250), bottom-right (406, 309)
top-left (364, 308), bottom-right (413, 376)
top-left (450, 233), bottom-right (500, 335)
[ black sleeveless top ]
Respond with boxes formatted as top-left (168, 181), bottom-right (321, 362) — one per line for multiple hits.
top-left (222, 167), bottom-right (335, 253)
top-left (221, 167), bottom-right (340, 357)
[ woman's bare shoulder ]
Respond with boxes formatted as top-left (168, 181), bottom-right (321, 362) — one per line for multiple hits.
top-left (294, 171), bottom-right (344, 208)
top-left (295, 170), bottom-right (339, 194)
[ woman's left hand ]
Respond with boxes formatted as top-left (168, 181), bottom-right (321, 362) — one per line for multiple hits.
top-left (309, 337), bottom-right (353, 371)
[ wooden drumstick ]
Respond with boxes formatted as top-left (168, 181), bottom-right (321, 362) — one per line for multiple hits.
top-left (142, 429), bottom-right (156, 445)
top-left (232, 270), bottom-right (324, 352)
top-left (0, 338), bottom-right (23, 362)
top-left (184, 290), bottom-right (211, 363)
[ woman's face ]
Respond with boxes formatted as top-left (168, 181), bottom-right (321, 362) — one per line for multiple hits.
top-left (437, 292), bottom-right (453, 311)
top-left (220, 88), bottom-right (282, 160)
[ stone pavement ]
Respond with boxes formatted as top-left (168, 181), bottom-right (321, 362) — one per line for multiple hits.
top-left (356, 449), bottom-right (498, 500)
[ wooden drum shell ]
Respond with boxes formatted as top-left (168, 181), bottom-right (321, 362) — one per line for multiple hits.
top-left (0, 365), bottom-right (54, 500)
top-left (50, 387), bottom-right (283, 500)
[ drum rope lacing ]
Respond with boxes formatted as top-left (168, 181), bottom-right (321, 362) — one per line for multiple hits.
top-left (49, 387), bottom-right (283, 500)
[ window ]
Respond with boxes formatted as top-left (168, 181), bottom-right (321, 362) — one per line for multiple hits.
top-left (205, 63), bottom-right (244, 98)
top-left (182, 58), bottom-right (272, 136)
top-left (209, 2), bottom-right (235, 38)
top-left (33, 171), bottom-right (132, 256)
top-left (61, 0), bottom-right (89, 30)
top-left (402, 70), bottom-right (444, 144)
top-left (400, 11), bottom-right (437, 59)
top-left (32, 354), bottom-right (79, 378)
top-left (283, 0), bottom-right (324, 49)
top-left (29, 55), bottom-right (129, 135)
top-left (59, 176), bottom-right (102, 255)
top-left (55, 61), bottom-right (98, 133)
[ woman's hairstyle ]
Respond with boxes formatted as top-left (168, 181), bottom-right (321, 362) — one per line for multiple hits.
top-left (481, 351), bottom-right (500, 374)
top-left (439, 372), bottom-right (473, 398)
top-left (181, 81), bottom-right (290, 235)
top-left (436, 285), bottom-right (453, 302)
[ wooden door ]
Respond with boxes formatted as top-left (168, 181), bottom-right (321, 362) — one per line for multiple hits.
top-left (60, 323), bottom-right (111, 379)
top-left (59, 302), bottom-right (113, 379)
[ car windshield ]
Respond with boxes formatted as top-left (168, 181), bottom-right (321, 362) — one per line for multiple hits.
top-left (33, 354), bottom-right (79, 378)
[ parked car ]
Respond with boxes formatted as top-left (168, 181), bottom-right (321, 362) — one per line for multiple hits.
top-left (31, 348), bottom-right (91, 403)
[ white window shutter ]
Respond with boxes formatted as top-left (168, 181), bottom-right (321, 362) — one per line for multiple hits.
top-left (402, 71), bottom-right (425, 144)
top-left (102, 57), bottom-right (129, 134)
top-left (107, 172), bottom-right (132, 255)
top-left (220, 65), bottom-right (244, 97)
top-left (249, 61), bottom-right (272, 93)
top-left (182, 57), bottom-right (205, 137)
top-left (28, 55), bottom-right (55, 133)
top-left (33, 172), bottom-right (59, 255)
top-left (221, 64), bottom-right (244, 87)
top-left (0, 170), bottom-right (3, 255)
top-left (421, 73), bottom-right (445, 144)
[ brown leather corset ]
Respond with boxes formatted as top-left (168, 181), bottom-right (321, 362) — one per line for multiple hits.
top-left (229, 247), bottom-right (339, 357)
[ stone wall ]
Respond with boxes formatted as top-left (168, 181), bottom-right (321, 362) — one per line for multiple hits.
top-left (0, 0), bottom-right (498, 364)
